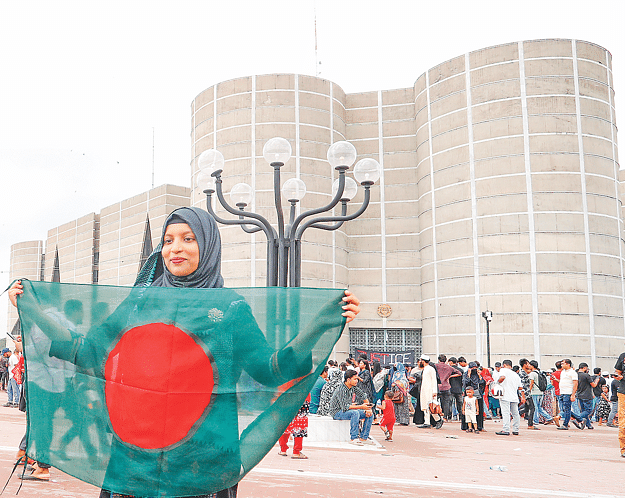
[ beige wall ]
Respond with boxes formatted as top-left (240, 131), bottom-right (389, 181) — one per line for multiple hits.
top-left (44, 213), bottom-right (98, 284)
top-left (7, 241), bottom-right (43, 342)
top-left (98, 184), bottom-right (190, 286)
top-left (416, 39), bottom-right (620, 370)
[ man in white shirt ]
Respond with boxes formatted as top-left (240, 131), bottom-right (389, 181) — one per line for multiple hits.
top-left (4, 349), bottom-right (21, 407)
top-left (495, 359), bottom-right (524, 436)
top-left (557, 358), bottom-right (580, 430)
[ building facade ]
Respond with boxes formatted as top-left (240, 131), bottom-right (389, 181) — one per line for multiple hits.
top-left (190, 39), bottom-right (621, 369)
top-left (7, 39), bottom-right (622, 370)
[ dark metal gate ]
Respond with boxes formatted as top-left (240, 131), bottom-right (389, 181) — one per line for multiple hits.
top-left (349, 327), bottom-right (422, 359)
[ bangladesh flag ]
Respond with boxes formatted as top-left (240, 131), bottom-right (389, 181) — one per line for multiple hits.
top-left (17, 280), bottom-right (345, 497)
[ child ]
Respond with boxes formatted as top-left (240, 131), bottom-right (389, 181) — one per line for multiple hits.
top-left (379, 390), bottom-right (396, 442)
top-left (463, 387), bottom-right (479, 433)
top-left (596, 384), bottom-right (611, 425)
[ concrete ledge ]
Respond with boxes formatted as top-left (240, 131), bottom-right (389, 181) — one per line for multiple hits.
top-left (307, 414), bottom-right (351, 442)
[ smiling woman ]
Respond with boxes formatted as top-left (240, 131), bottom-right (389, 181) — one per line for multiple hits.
top-left (8, 206), bottom-right (360, 498)
top-left (161, 224), bottom-right (201, 277)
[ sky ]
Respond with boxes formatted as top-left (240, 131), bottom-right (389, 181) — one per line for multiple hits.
top-left (1, 0), bottom-right (623, 334)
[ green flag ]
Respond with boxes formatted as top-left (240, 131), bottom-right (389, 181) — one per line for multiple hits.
top-left (17, 280), bottom-right (345, 497)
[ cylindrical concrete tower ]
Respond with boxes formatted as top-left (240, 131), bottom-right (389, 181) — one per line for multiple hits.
top-left (191, 74), bottom-right (352, 289)
top-left (415, 39), bottom-right (621, 367)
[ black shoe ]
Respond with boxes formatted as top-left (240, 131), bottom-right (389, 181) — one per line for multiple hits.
top-left (2, 403), bottom-right (12, 407)
top-left (512, 432), bottom-right (519, 435)
top-left (571, 419), bottom-right (582, 430)
top-left (435, 419), bottom-right (444, 429)
top-left (586, 425), bottom-right (593, 429)
top-left (416, 424), bottom-right (431, 428)
top-left (495, 431), bottom-right (510, 435)
top-left (557, 426), bottom-right (569, 430)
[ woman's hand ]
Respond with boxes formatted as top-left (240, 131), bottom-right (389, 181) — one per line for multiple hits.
top-left (342, 290), bottom-right (360, 323)
top-left (8, 280), bottom-right (23, 308)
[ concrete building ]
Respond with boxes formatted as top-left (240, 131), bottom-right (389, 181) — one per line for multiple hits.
top-left (7, 39), bottom-right (622, 370)
top-left (190, 39), bottom-right (621, 370)
top-left (6, 185), bottom-right (189, 340)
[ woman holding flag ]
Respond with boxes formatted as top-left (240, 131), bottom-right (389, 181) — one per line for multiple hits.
top-left (9, 206), bottom-right (360, 498)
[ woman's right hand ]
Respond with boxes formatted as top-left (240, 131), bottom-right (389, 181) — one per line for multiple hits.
top-left (8, 280), bottom-right (23, 308)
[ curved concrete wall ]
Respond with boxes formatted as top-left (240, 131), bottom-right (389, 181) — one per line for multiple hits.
top-left (191, 75), bottom-right (351, 289)
top-left (415, 39), bottom-right (620, 367)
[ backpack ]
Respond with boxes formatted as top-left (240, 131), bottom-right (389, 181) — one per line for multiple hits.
top-left (536, 370), bottom-right (547, 392)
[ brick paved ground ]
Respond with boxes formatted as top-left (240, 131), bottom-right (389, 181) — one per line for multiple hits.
top-left (0, 404), bottom-right (622, 498)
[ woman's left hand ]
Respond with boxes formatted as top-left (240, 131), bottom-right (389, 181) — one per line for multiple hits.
top-left (342, 290), bottom-right (360, 323)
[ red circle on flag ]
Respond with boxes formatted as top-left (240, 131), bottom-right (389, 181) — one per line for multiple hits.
top-left (104, 323), bottom-right (215, 449)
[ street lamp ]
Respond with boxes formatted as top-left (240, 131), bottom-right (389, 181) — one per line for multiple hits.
top-left (481, 310), bottom-right (493, 368)
top-left (196, 138), bottom-right (381, 287)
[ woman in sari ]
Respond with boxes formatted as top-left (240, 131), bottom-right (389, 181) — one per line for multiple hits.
top-left (390, 362), bottom-right (411, 425)
top-left (9, 206), bottom-right (360, 498)
top-left (317, 369), bottom-right (344, 417)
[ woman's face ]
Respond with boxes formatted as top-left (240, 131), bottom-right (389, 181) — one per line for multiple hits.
top-left (359, 360), bottom-right (365, 370)
top-left (162, 223), bottom-right (200, 277)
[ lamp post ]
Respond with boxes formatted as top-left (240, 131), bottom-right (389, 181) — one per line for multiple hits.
top-left (195, 138), bottom-right (381, 288)
top-left (481, 310), bottom-right (493, 368)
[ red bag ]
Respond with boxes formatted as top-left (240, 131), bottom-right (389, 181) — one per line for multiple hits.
top-left (12, 356), bottom-right (24, 385)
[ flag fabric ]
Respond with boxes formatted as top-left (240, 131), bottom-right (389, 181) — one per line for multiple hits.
top-left (17, 280), bottom-right (345, 497)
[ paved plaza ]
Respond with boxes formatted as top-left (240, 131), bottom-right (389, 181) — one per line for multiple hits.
top-left (0, 404), bottom-right (622, 498)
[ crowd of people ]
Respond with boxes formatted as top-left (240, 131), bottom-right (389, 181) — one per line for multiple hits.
top-left (299, 351), bottom-right (625, 458)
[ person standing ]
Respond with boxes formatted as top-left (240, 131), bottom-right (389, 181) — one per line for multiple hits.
top-left (378, 390), bottom-right (396, 442)
top-left (447, 357), bottom-right (464, 422)
top-left (390, 363), bottom-right (411, 426)
top-left (0, 348), bottom-right (9, 391)
top-left (613, 349), bottom-right (625, 458)
top-left (529, 360), bottom-right (555, 426)
top-left (278, 395), bottom-right (310, 459)
top-left (416, 355), bottom-right (443, 429)
top-left (519, 359), bottom-right (537, 430)
top-left (435, 354), bottom-right (455, 421)
top-left (357, 359), bottom-right (374, 404)
top-left (5, 348), bottom-right (21, 407)
top-left (557, 359), bottom-right (581, 431)
top-left (462, 362), bottom-right (485, 432)
top-left (607, 374), bottom-right (619, 428)
top-left (551, 361), bottom-right (563, 418)
top-left (495, 360), bottom-right (524, 436)
top-left (591, 367), bottom-right (606, 422)
top-left (595, 385), bottom-right (611, 425)
top-left (463, 387), bottom-right (479, 433)
top-left (575, 363), bottom-right (599, 429)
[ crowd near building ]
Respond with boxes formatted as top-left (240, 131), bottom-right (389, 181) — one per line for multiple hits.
top-left (6, 39), bottom-right (623, 372)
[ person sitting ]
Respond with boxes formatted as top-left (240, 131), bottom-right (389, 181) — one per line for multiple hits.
top-left (328, 370), bottom-right (374, 445)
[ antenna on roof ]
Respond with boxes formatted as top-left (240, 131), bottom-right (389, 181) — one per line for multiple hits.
top-left (314, 1), bottom-right (319, 77)
top-left (152, 127), bottom-right (155, 189)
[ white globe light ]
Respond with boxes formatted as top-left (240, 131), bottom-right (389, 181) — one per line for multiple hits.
top-left (353, 158), bottom-right (381, 184)
top-left (198, 149), bottom-right (225, 173)
top-left (281, 178), bottom-right (307, 201)
top-left (327, 141), bottom-right (357, 168)
top-left (263, 137), bottom-right (292, 164)
top-left (332, 177), bottom-right (358, 200)
top-left (196, 170), bottom-right (216, 191)
top-left (230, 183), bottom-right (253, 205)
